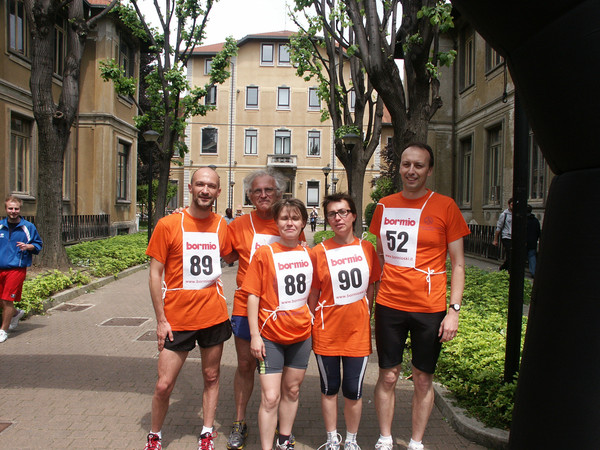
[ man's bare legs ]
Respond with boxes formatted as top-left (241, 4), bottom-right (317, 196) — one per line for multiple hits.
top-left (233, 336), bottom-right (256, 421)
top-left (410, 366), bottom-right (434, 443)
top-left (200, 343), bottom-right (225, 428)
top-left (374, 366), bottom-right (401, 438)
top-left (151, 349), bottom-right (188, 433)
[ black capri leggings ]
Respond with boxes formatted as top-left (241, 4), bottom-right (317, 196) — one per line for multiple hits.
top-left (314, 354), bottom-right (368, 400)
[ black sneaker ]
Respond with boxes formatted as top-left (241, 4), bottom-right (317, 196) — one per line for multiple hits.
top-left (226, 420), bottom-right (248, 449)
top-left (275, 434), bottom-right (296, 450)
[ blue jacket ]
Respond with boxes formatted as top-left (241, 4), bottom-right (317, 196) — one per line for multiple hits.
top-left (0, 217), bottom-right (43, 269)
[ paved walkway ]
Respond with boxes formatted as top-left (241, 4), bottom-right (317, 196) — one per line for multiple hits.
top-left (0, 228), bottom-right (489, 449)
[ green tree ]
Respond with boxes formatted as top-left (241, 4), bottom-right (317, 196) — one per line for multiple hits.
top-left (137, 180), bottom-right (178, 219)
top-left (290, 1), bottom-right (384, 234)
top-left (25, 0), bottom-right (118, 268)
top-left (100, 0), bottom-right (237, 225)
top-left (341, 0), bottom-right (455, 189)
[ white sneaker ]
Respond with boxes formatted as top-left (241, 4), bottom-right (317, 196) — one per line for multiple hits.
top-left (344, 441), bottom-right (361, 450)
top-left (9, 309), bottom-right (25, 331)
top-left (317, 434), bottom-right (341, 450)
top-left (0, 330), bottom-right (8, 343)
top-left (407, 442), bottom-right (424, 450)
top-left (374, 438), bottom-right (393, 450)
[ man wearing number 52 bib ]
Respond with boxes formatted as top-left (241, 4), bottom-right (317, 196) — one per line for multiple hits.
top-left (145, 167), bottom-right (236, 450)
top-left (369, 143), bottom-right (470, 450)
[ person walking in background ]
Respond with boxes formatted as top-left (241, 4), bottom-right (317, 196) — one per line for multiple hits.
top-left (310, 207), bottom-right (319, 232)
top-left (144, 167), bottom-right (235, 450)
top-left (309, 193), bottom-right (380, 450)
top-left (225, 207), bottom-right (235, 225)
top-left (526, 204), bottom-right (541, 277)
top-left (0, 196), bottom-right (43, 343)
top-left (369, 143), bottom-right (469, 450)
top-left (493, 198), bottom-right (513, 271)
top-left (244, 198), bottom-right (313, 450)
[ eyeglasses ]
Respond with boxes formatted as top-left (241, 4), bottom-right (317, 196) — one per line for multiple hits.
top-left (251, 188), bottom-right (276, 196)
top-left (326, 209), bottom-right (352, 219)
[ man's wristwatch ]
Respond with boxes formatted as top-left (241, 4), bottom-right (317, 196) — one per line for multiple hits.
top-left (449, 304), bottom-right (461, 312)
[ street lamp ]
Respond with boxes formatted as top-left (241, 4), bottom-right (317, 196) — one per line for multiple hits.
top-left (229, 180), bottom-right (235, 210)
top-left (142, 130), bottom-right (160, 242)
top-left (341, 132), bottom-right (360, 153)
top-left (332, 177), bottom-right (339, 194)
top-left (322, 165), bottom-right (331, 230)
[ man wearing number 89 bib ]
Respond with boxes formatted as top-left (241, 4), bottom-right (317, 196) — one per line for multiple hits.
top-left (145, 167), bottom-right (236, 450)
top-left (369, 143), bottom-right (470, 450)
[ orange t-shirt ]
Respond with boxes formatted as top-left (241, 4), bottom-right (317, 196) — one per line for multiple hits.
top-left (369, 190), bottom-right (470, 313)
top-left (242, 242), bottom-right (313, 345)
top-left (229, 211), bottom-right (305, 317)
top-left (146, 210), bottom-right (232, 331)
top-left (310, 237), bottom-right (381, 357)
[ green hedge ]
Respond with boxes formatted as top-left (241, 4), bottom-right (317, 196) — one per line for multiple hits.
top-left (66, 232), bottom-right (149, 277)
top-left (435, 266), bottom-right (531, 430)
top-left (12, 233), bottom-right (149, 315)
top-left (313, 230), bottom-right (377, 247)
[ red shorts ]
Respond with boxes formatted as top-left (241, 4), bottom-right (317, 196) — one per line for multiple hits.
top-left (0, 268), bottom-right (27, 302)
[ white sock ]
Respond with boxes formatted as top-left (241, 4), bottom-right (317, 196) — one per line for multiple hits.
top-left (378, 435), bottom-right (393, 444)
top-left (149, 430), bottom-right (162, 439)
top-left (201, 426), bottom-right (213, 435)
top-left (327, 430), bottom-right (340, 443)
top-left (345, 431), bottom-right (357, 443)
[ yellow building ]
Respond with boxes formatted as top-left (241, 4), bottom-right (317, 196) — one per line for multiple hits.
top-left (171, 31), bottom-right (381, 216)
top-left (452, 20), bottom-right (551, 225)
top-left (0, 0), bottom-right (139, 235)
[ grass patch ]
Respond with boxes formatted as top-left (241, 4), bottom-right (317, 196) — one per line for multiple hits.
top-left (13, 232), bottom-right (149, 315)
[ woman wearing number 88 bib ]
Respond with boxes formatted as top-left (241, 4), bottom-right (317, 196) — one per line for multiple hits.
top-left (308, 193), bottom-right (381, 450)
top-left (242, 198), bottom-right (313, 450)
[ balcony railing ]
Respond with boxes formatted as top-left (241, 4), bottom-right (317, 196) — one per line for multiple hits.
top-left (267, 154), bottom-right (297, 168)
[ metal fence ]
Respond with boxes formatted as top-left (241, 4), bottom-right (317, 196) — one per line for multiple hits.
top-left (22, 214), bottom-right (111, 244)
top-left (463, 224), bottom-right (505, 262)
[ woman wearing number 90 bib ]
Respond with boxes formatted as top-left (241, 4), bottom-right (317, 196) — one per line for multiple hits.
top-left (243, 198), bottom-right (313, 450)
top-left (308, 193), bottom-right (381, 450)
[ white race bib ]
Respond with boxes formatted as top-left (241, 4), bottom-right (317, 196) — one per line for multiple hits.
top-left (182, 230), bottom-right (221, 289)
top-left (324, 243), bottom-right (370, 305)
top-left (250, 233), bottom-right (280, 261)
top-left (271, 248), bottom-right (313, 311)
top-left (379, 191), bottom-right (434, 268)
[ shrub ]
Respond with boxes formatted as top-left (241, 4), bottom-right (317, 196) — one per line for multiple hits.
top-left (66, 232), bottom-right (149, 276)
top-left (10, 233), bottom-right (149, 315)
top-left (313, 230), bottom-right (377, 247)
top-left (364, 202), bottom-right (377, 227)
top-left (435, 266), bottom-right (530, 430)
top-left (16, 269), bottom-right (91, 315)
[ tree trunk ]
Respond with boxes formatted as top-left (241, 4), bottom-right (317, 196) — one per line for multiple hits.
top-left (28, 2), bottom-right (71, 269)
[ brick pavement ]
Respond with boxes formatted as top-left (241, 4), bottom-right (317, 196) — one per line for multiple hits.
top-left (0, 242), bottom-right (488, 449)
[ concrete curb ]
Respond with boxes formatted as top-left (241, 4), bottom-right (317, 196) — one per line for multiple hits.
top-left (42, 263), bottom-right (149, 311)
top-left (434, 382), bottom-right (509, 449)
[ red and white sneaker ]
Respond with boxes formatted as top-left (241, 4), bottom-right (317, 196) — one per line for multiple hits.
top-left (144, 433), bottom-right (161, 450)
top-left (199, 431), bottom-right (217, 450)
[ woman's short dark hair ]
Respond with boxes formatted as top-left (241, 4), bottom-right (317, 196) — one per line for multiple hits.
top-left (322, 192), bottom-right (357, 227)
top-left (272, 198), bottom-right (308, 226)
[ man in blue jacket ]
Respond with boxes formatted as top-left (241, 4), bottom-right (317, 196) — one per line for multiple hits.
top-left (0, 196), bottom-right (43, 342)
